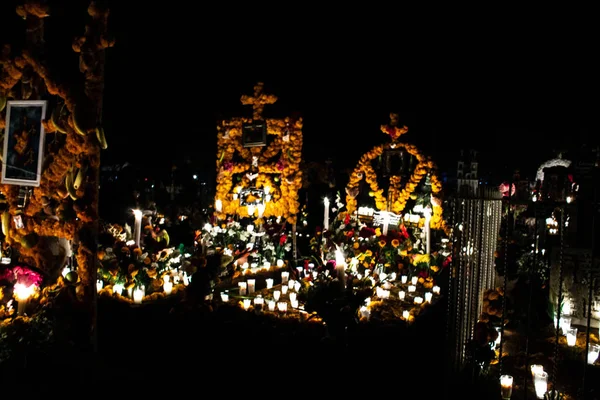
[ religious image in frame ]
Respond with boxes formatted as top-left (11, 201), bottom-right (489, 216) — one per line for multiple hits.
top-left (242, 120), bottom-right (267, 147)
top-left (1, 100), bottom-right (47, 186)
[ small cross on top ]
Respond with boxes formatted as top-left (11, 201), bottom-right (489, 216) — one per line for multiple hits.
top-left (240, 82), bottom-right (278, 120)
top-left (381, 112), bottom-right (408, 141)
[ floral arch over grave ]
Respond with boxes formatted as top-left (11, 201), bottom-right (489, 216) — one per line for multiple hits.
top-left (214, 82), bottom-right (303, 224)
top-left (345, 113), bottom-right (447, 233)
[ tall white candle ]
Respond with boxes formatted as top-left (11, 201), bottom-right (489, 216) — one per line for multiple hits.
top-left (424, 207), bottom-right (431, 255)
top-left (133, 209), bottom-right (143, 248)
top-left (323, 197), bottom-right (330, 231)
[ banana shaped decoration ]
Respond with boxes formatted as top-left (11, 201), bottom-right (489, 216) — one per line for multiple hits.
top-left (73, 162), bottom-right (88, 190)
top-left (50, 103), bottom-right (68, 134)
top-left (95, 126), bottom-right (107, 149)
top-left (1, 211), bottom-right (10, 238)
top-left (65, 166), bottom-right (78, 200)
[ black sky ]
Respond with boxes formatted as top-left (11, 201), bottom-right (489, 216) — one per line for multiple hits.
top-left (1, 1), bottom-right (598, 181)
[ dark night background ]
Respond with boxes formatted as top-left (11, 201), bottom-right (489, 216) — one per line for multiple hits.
top-left (1, 1), bottom-right (598, 182)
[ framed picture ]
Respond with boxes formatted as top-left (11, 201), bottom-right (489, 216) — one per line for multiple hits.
top-left (239, 187), bottom-right (264, 206)
top-left (2, 100), bottom-right (47, 187)
top-left (242, 120), bottom-right (267, 147)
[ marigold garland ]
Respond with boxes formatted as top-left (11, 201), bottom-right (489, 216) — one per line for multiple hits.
top-left (345, 134), bottom-right (448, 233)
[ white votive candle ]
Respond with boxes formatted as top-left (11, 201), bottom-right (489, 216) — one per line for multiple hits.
top-left (133, 287), bottom-right (144, 304)
top-left (402, 310), bottom-right (410, 319)
top-left (414, 296), bottom-right (423, 304)
top-left (220, 292), bottom-right (229, 302)
top-left (587, 344), bottom-right (600, 364)
top-left (253, 296), bottom-right (264, 307)
top-left (289, 292), bottom-right (297, 302)
top-left (399, 291), bottom-right (405, 300)
top-left (294, 281), bottom-right (301, 291)
top-left (281, 285), bottom-right (288, 295)
top-left (401, 275), bottom-right (408, 284)
top-left (266, 278), bottom-right (274, 289)
top-left (408, 285), bottom-right (416, 293)
top-left (238, 282), bottom-right (247, 295)
top-left (566, 327), bottom-right (577, 346)
top-left (277, 259), bottom-right (284, 267)
top-left (500, 375), bottom-right (513, 399)
top-left (288, 279), bottom-right (296, 290)
top-left (273, 290), bottom-right (281, 301)
top-left (247, 279), bottom-right (256, 294)
top-left (281, 271), bottom-right (289, 284)
top-left (268, 300), bottom-right (276, 311)
top-left (277, 302), bottom-right (287, 312)
top-left (424, 292), bottom-right (432, 302)
top-left (432, 285), bottom-right (440, 294)
top-left (163, 280), bottom-right (173, 295)
top-left (243, 299), bottom-right (251, 310)
top-left (291, 299), bottom-right (298, 308)
top-left (411, 276), bottom-right (418, 285)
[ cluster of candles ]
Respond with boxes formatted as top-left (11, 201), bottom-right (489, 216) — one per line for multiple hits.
top-left (361, 275), bottom-right (441, 321)
top-left (529, 365), bottom-right (549, 399)
top-left (221, 270), bottom-right (304, 313)
top-left (95, 269), bottom-right (189, 304)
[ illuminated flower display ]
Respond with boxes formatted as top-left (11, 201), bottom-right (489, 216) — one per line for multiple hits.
top-left (213, 83), bottom-right (303, 224)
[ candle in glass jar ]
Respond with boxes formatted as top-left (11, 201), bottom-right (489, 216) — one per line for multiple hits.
top-left (163, 280), bottom-right (173, 295)
top-left (414, 296), bottom-right (423, 304)
top-left (238, 281), bottom-right (247, 296)
top-left (277, 302), bottom-right (287, 312)
top-left (566, 327), bottom-right (577, 346)
top-left (533, 371), bottom-right (547, 399)
top-left (288, 279), bottom-right (296, 290)
top-left (291, 299), bottom-right (298, 308)
top-left (401, 275), bottom-right (408, 284)
top-left (281, 271), bottom-right (289, 284)
top-left (277, 259), bottom-right (284, 267)
top-left (432, 285), bottom-right (440, 294)
top-left (273, 290), bottom-right (281, 301)
top-left (220, 292), bottom-right (229, 302)
top-left (402, 310), bottom-right (410, 320)
top-left (247, 279), bottom-right (256, 294)
top-left (243, 299), bottom-right (251, 310)
top-left (408, 285), bottom-right (416, 293)
top-left (424, 292), bottom-right (432, 302)
top-left (289, 292), bottom-right (297, 302)
top-left (268, 300), bottom-right (276, 311)
top-left (530, 364), bottom-right (544, 378)
top-left (294, 281), bottom-right (301, 292)
top-left (398, 290), bottom-right (405, 300)
top-left (133, 287), bottom-right (144, 304)
top-left (281, 285), bottom-right (288, 295)
top-left (411, 276), bottom-right (418, 285)
top-left (500, 375), bottom-right (513, 399)
top-left (587, 344), bottom-right (600, 364)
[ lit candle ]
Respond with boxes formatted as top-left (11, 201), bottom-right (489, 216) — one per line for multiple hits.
top-left (500, 375), bottom-right (513, 399)
top-left (281, 285), bottom-right (288, 295)
top-left (401, 275), bottom-right (408, 284)
top-left (133, 287), bottom-right (144, 304)
top-left (288, 279), bottom-right (296, 290)
top-left (432, 285), bottom-right (440, 295)
top-left (243, 299), bottom-right (251, 310)
top-left (408, 285), bottom-right (416, 293)
top-left (294, 281), bottom-right (301, 292)
top-left (411, 276), bottom-right (418, 285)
top-left (335, 245), bottom-right (347, 289)
top-left (133, 209), bottom-right (143, 248)
top-left (566, 327), bottom-right (577, 346)
top-left (424, 206), bottom-right (431, 255)
top-left (424, 292), bottom-right (432, 302)
top-left (268, 300), bottom-right (276, 311)
top-left (277, 259), bottom-right (284, 267)
top-left (398, 290), bottom-right (405, 300)
top-left (281, 271), bottom-right (289, 284)
top-left (265, 278), bottom-right (274, 289)
top-left (533, 371), bottom-right (548, 399)
top-left (220, 292), bottom-right (229, 302)
top-left (254, 295), bottom-right (264, 307)
top-left (588, 344), bottom-right (600, 364)
top-left (323, 197), bottom-right (330, 231)
top-left (13, 282), bottom-right (35, 316)
top-left (238, 282), bottom-right (247, 296)
top-left (290, 299), bottom-right (298, 308)
top-left (414, 296), bottom-right (423, 304)
top-left (96, 279), bottom-right (103, 292)
top-left (289, 292), bottom-right (297, 302)
top-left (402, 310), bottom-right (410, 320)
top-left (247, 279), bottom-right (256, 294)
top-left (273, 290), bottom-right (281, 301)
top-left (163, 280), bottom-right (173, 295)
top-left (277, 302), bottom-right (287, 312)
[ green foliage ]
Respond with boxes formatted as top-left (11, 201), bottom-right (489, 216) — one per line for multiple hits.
top-left (0, 306), bottom-right (55, 366)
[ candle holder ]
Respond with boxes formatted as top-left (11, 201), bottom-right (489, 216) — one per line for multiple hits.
top-left (265, 278), bottom-right (274, 289)
top-left (401, 275), bottom-right (408, 284)
top-left (565, 327), bottom-right (577, 347)
top-left (398, 290), bottom-right (405, 300)
top-left (411, 276), bottom-right (418, 285)
top-left (247, 279), bottom-right (256, 294)
top-left (281, 271), bottom-right (289, 284)
top-left (530, 364), bottom-right (544, 379)
top-left (533, 371), bottom-right (548, 399)
top-left (500, 375), bottom-right (513, 399)
top-left (588, 343), bottom-right (600, 365)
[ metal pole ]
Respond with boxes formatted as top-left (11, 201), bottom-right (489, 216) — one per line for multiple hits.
top-left (552, 205), bottom-right (565, 392)
top-left (499, 182), bottom-right (512, 375)
top-left (524, 203), bottom-right (538, 400)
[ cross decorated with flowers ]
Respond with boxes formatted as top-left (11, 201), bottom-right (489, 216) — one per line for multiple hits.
top-left (240, 82), bottom-right (278, 120)
top-left (381, 112), bottom-right (408, 141)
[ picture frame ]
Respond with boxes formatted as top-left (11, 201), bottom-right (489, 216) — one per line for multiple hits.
top-left (382, 148), bottom-right (409, 177)
top-left (242, 120), bottom-right (267, 147)
top-left (239, 187), bottom-right (264, 206)
top-left (2, 100), bottom-right (47, 187)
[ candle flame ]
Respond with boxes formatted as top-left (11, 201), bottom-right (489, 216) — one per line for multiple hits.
top-left (14, 283), bottom-right (36, 301)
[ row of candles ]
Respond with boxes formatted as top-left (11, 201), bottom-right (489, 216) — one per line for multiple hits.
top-left (96, 272), bottom-right (189, 304)
top-left (555, 315), bottom-right (600, 363)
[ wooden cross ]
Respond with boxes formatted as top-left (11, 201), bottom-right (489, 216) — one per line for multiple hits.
top-left (380, 112), bottom-right (408, 141)
top-left (240, 82), bottom-right (278, 120)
